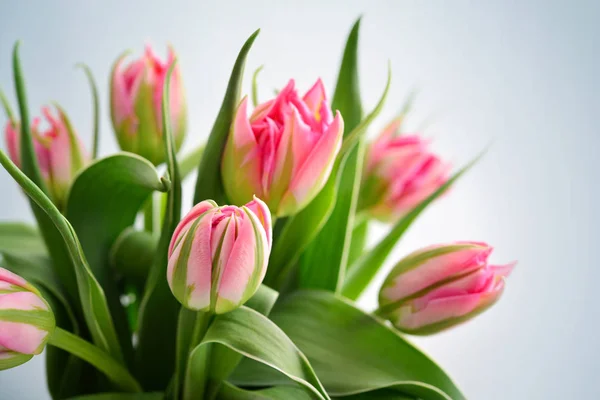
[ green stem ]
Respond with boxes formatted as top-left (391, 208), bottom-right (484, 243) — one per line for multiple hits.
top-left (183, 311), bottom-right (214, 400)
top-left (48, 327), bottom-right (141, 393)
top-left (143, 195), bottom-right (157, 235)
top-left (76, 63), bottom-right (100, 159)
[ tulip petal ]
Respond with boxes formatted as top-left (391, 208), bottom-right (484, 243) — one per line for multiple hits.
top-left (0, 321), bottom-right (49, 355)
top-left (244, 196), bottom-right (272, 248)
top-left (215, 211), bottom-right (259, 314)
top-left (0, 268), bottom-right (29, 290)
top-left (222, 97), bottom-right (263, 204)
top-left (169, 200), bottom-right (217, 255)
top-left (380, 243), bottom-right (492, 303)
top-left (279, 110), bottom-right (343, 215)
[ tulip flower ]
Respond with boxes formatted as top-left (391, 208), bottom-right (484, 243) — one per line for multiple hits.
top-left (359, 127), bottom-right (449, 222)
top-left (167, 197), bottom-right (271, 314)
top-left (110, 45), bottom-right (186, 165)
top-left (0, 267), bottom-right (55, 370)
top-left (378, 242), bottom-right (514, 335)
top-left (4, 106), bottom-right (90, 209)
top-left (222, 79), bottom-right (343, 217)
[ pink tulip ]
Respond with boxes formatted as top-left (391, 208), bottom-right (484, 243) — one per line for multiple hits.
top-left (378, 242), bottom-right (515, 334)
top-left (4, 106), bottom-right (89, 209)
top-left (222, 79), bottom-right (344, 216)
top-left (110, 45), bottom-right (187, 165)
top-left (167, 197), bottom-right (271, 314)
top-left (0, 267), bottom-right (55, 370)
top-left (360, 125), bottom-right (449, 222)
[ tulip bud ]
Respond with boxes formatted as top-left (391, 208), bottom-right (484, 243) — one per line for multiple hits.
top-left (222, 79), bottom-right (343, 217)
top-left (378, 242), bottom-right (515, 335)
top-left (4, 106), bottom-right (90, 209)
top-left (360, 126), bottom-right (449, 222)
top-left (167, 197), bottom-right (272, 314)
top-left (0, 267), bottom-right (55, 370)
top-left (110, 45), bottom-right (186, 165)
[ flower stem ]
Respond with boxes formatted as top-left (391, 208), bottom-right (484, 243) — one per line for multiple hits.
top-left (48, 327), bottom-right (142, 393)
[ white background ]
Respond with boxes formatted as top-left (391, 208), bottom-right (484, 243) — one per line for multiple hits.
top-left (1, 1), bottom-right (598, 399)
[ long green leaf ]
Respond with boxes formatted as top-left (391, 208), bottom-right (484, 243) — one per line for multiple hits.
top-left (66, 394), bottom-right (163, 400)
top-left (218, 382), bottom-right (313, 400)
top-left (193, 30), bottom-right (259, 204)
top-left (135, 62), bottom-right (183, 390)
top-left (296, 17), bottom-right (365, 292)
top-left (0, 148), bottom-right (126, 366)
top-left (66, 153), bottom-right (168, 365)
top-left (205, 285), bottom-right (279, 398)
top-left (342, 155), bottom-right (482, 300)
top-left (76, 63), bottom-right (100, 159)
top-left (331, 18), bottom-right (363, 136)
top-left (187, 306), bottom-right (330, 400)
top-left (0, 226), bottom-right (98, 398)
top-left (0, 222), bottom-right (46, 256)
top-left (10, 41), bottom-right (80, 309)
top-left (233, 291), bottom-right (464, 400)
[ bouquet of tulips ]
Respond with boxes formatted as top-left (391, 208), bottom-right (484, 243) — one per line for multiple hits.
top-left (0, 18), bottom-right (515, 400)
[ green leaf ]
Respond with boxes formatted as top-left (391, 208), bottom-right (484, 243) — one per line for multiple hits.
top-left (251, 65), bottom-right (264, 107)
top-left (234, 291), bottom-right (464, 400)
top-left (135, 62), bottom-right (183, 390)
top-left (12, 41), bottom-right (48, 195)
top-left (178, 144), bottom-right (205, 180)
top-left (65, 153), bottom-right (168, 365)
top-left (11, 41), bottom-right (79, 316)
top-left (0, 241), bottom-right (97, 399)
top-left (187, 306), bottom-right (330, 400)
top-left (0, 222), bottom-right (46, 257)
top-left (76, 63), bottom-right (100, 159)
top-left (218, 382), bottom-right (313, 400)
top-left (342, 155), bottom-right (482, 300)
top-left (332, 18), bottom-right (363, 136)
top-left (193, 30), bottom-right (260, 204)
top-left (205, 285), bottom-right (279, 398)
top-left (347, 219), bottom-right (369, 267)
top-left (0, 148), bottom-right (126, 369)
top-left (66, 393), bottom-right (163, 400)
top-left (295, 17), bottom-right (365, 292)
top-left (298, 140), bottom-right (366, 291)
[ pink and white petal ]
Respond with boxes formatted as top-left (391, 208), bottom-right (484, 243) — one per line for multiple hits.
top-left (280, 111), bottom-right (343, 213)
top-left (381, 243), bottom-right (492, 302)
top-left (0, 321), bottom-right (49, 355)
top-left (244, 196), bottom-right (272, 248)
top-left (0, 268), bottom-right (29, 289)
top-left (169, 200), bottom-right (217, 255)
top-left (0, 292), bottom-right (48, 311)
top-left (302, 79), bottom-right (327, 115)
top-left (215, 214), bottom-right (258, 310)
top-left (184, 213), bottom-right (215, 310)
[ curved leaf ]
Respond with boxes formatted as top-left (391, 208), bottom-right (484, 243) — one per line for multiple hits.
top-left (187, 306), bottom-right (330, 400)
top-left (193, 29), bottom-right (260, 204)
top-left (66, 153), bottom-right (167, 365)
top-left (0, 222), bottom-right (46, 257)
top-left (76, 63), bottom-right (100, 159)
top-left (110, 228), bottom-right (157, 286)
top-left (233, 291), bottom-right (464, 400)
top-left (66, 393), bottom-right (163, 400)
top-left (0, 148), bottom-right (126, 367)
top-left (219, 382), bottom-right (313, 400)
top-left (135, 62), bottom-right (183, 390)
top-left (331, 18), bottom-right (363, 135)
top-left (342, 155), bottom-right (483, 300)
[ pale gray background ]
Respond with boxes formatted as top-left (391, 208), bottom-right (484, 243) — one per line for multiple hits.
top-left (0, 1), bottom-right (598, 399)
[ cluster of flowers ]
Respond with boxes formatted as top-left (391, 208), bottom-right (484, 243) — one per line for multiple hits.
top-left (1, 45), bottom-right (513, 370)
